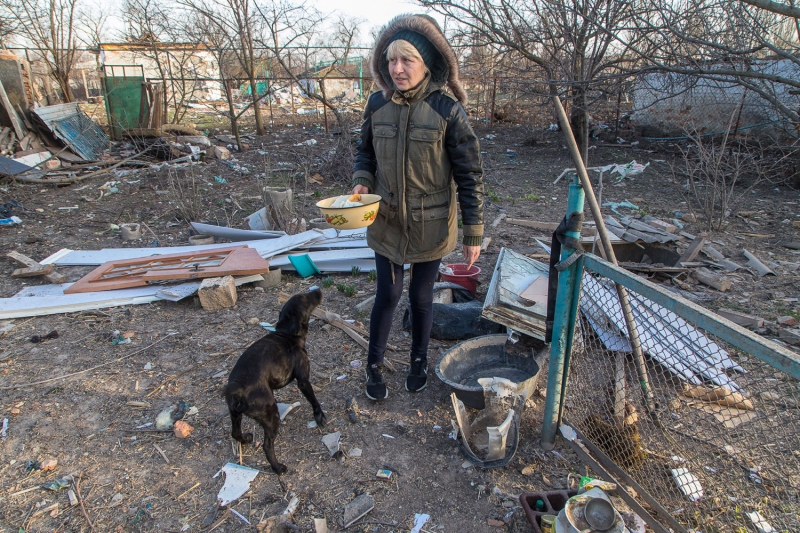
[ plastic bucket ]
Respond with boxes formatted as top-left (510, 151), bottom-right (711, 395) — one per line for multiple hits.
top-left (440, 263), bottom-right (481, 295)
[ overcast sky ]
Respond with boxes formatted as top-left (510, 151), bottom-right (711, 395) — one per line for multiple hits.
top-left (101, 0), bottom-right (440, 45)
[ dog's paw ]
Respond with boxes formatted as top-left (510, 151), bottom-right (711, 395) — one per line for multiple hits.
top-left (272, 463), bottom-right (288, 475)
top-left (233, 432), bottom-right (254, 444)
top-left (314, 410), bottom-right (328, 428)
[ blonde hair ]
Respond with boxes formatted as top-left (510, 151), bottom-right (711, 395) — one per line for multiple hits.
top-left (386, 39), bottom-right (423, 63)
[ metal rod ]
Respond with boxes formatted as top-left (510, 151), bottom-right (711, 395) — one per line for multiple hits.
top-left (550, 95), bottom-right (658, 417)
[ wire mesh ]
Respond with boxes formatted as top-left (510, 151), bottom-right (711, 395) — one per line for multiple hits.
top-left (564, 265), bottom-right (800, 533)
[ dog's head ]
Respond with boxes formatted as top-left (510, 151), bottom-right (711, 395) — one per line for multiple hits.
top-left (275, 288), bottom-right (322, 338)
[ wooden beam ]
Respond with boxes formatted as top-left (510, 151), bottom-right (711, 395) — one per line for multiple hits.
top-left (677, 234), bottom-right (707, 265)
top-left (0, 80), bottom-right (27, 139)
top-left (12, 263), bottom-right (54, 278)
top-left (7, 251), bottom-right (66, 284)
top-left (506, 217), bottom-right (597, 235)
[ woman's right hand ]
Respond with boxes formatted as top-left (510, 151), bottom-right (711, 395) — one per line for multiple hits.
top-left (352, 185), bottom-right (370, 195)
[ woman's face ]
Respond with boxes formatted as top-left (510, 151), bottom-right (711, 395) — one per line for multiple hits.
top-left (388, 55), bottom-right (426, 91)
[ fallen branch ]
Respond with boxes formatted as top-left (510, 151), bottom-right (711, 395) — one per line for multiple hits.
top-left (0, 333), bottom-right (177, 390)
top-left (74, 473), bottom-right (95, 532)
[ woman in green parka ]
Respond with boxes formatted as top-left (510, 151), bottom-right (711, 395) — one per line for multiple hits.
top-left (351, 14), bottom-right (485, 400)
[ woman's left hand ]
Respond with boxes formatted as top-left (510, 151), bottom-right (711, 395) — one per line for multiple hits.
top-left (463, 245), bottom-right (481, 269)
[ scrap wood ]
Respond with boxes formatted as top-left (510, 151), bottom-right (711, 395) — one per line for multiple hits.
top-left (694, 402), bottom-right (759, 429)
top-left (715, 309), bottom-right (764, 329)
top-left (681, 384), bottom-right (754, 410)
top-left (7, 251), bottom-right (65, 284)
top-left (506, 217), bottom-right (597, 235)
top-left (64, 246), bottom-right (269, 294)
top-left (10, 146), bottom-right (151, 185)
top-left (74, 473), bottom-right (95, 532)
top-left (0, 332), bottom-right (177, 390)
top-left (677, 234), bottom-right (707, 265)
top-left (691, 267), bottom-right (732, 292)
top-left (11, 263), bottom-right (54, 278)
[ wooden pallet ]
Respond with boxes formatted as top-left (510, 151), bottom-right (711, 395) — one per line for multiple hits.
top-left (64, 246), bottom-right (270, 294)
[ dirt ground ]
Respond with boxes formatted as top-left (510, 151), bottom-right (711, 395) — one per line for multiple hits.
top-left (1, 115), bottom-right (799, 533)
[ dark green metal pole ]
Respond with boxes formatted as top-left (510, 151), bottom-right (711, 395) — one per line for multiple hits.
top-left (541, 176), bottom-right (585, 450)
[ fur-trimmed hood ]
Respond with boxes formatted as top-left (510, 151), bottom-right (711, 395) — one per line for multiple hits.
top-left (371, 14), bottom-right (467, 105)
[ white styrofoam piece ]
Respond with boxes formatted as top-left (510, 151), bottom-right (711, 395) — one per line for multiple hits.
top-left (214, 462), bottom-right (259, 506)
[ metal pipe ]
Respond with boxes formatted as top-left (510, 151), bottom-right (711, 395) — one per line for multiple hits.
top-left (550, 95), bottom-right (657, 417)
top-left (541, 177), bottom-right (585, 449)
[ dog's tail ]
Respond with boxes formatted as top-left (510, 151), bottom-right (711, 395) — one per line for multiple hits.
top-left (223, 381), bottom-right (249, 414)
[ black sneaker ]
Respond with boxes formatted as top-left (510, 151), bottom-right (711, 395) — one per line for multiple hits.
top-left (365, 364), bottom-right (388, 400)
top-left (405, 358), bottom-right (428, 392)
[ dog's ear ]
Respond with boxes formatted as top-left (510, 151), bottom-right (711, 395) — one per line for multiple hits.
top-left (275, 306), bottom-right (303, 336)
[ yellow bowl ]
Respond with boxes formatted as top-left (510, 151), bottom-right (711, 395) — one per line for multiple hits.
top-left (316, 194), bottom-right (381, 230)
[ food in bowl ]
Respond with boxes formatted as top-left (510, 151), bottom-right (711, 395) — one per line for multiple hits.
top-left (316, 193), bottom-right (381, 230)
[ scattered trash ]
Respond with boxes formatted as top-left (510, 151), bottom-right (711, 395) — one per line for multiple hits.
top-left (213, 176), bottom-right (228, 184)
top-left (155, 408), bottom-right (175, 430)
top-left (313, 517), bottom-right (329, 533)
top-left (321, 431), bottom-right (343, 459)
top-left (601, 200), bottom-right (639, 216)
top-left (349, 448), bottom-right (362, 457)
top-left (671, 467), bottom-right (703, 501)
top-left (173, 420), bottom-right (194, 438)
top-left (42, 476), bottom-right (72, 491)
top-left (1, 418), bottom-right (7, 438)
top-left (214, 462), bottom-right (259, 506)
top-left (410, 513), bottom-right (430, 533)
top-left (747, 510), bottom-right (775, 533)
top-left (343, 493), bottom-right (374, 527)
top-left (381, 434), bottom-right (394, 439)
top-left (376, 469), bottom-right (393, 480)
top-left (260, 322), bottom-right (276, 332)
top-left (144, 362), bottom-right (152, 370)
top-left (277, 402), bottom-right (301, 421)
top-left (111, 330), bottom-right (132, 345)
top-left (346, 397), bottom-right (360, 423)
top-left (350, 359), bottom-right (362, 368)
top-left (229, 507), bottom-right (250, 524)
top-left (0, 200), bottom-right (23, 218)
top-left (25, 460), bottom-right (41, 472)
top-left (307, 420), bottom-right (317, 428)
top-left (30, 330), bottom-right (59, 343)
top-left (0, 216), bottom-right (22, 226)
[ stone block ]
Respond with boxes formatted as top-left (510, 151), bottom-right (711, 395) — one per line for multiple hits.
top-left (198, 276), bottom-right (237, 311)
top-left (213, 146), bottom-right (231, 160)
top-left (253, 269), bottom-right (282, 289)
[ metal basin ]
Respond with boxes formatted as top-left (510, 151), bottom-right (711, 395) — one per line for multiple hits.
top-left (435, 334), bottom-right (541, 409)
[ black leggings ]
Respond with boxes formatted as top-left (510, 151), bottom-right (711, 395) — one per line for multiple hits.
top-left (367, 253), bottom-right (441, 366)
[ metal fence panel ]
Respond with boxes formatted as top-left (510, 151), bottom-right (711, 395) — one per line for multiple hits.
top-left (563, 254), bottom-right (799, 533)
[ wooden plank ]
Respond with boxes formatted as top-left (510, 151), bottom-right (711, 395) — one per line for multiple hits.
top-left (64, 246), bottom-right (269, 294)
top-left (0, 127), bottom-right (10, 145)
top-left (12, 263), bottom-right (54, 278)
top-left (678, 234), bottom-right (707, 265)
top-left (7, 251), bottom-right (65, 283)
top-left (506, 217), bottom-right (597, 236)
top-left (0, 80), bottom-right (27, 139)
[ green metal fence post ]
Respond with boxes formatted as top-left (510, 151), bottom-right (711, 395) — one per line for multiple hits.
top-left (541, 175), bottom-right (586, 450)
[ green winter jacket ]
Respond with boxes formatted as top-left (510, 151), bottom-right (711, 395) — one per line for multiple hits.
top-left (352, 13), bottom-right (484, 265)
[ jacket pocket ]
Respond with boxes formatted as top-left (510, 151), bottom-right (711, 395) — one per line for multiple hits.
top-left (372, 122), bottom-right (398, 169)
top-left (409, 203), bottom-right (450, 254)
top-left (408, 124), bottom-right (441, 162)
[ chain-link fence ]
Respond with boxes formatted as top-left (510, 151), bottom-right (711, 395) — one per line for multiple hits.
top-left (562, 255), bottom-right (799, 533)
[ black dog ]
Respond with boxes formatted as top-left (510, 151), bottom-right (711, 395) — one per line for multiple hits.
top-left (224, 289), bottom-right (326, 474)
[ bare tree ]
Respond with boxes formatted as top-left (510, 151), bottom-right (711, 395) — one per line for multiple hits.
top-left (616, 0), bottom-right (800, 126)
top-left (186, 10), bottom-right (246, 149)
top-left (0, 8), bottom-right (18, 48)
top-left (258, 1), bottom-right (361, 130)
top-left (179, 0), bottom-right (268, 135)
top-left (8, 0), bottom-right (82, 102)
top-left (420, 0), bottom-right (647, 165)
top-left (122, 0), bottom-right (203, 124)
